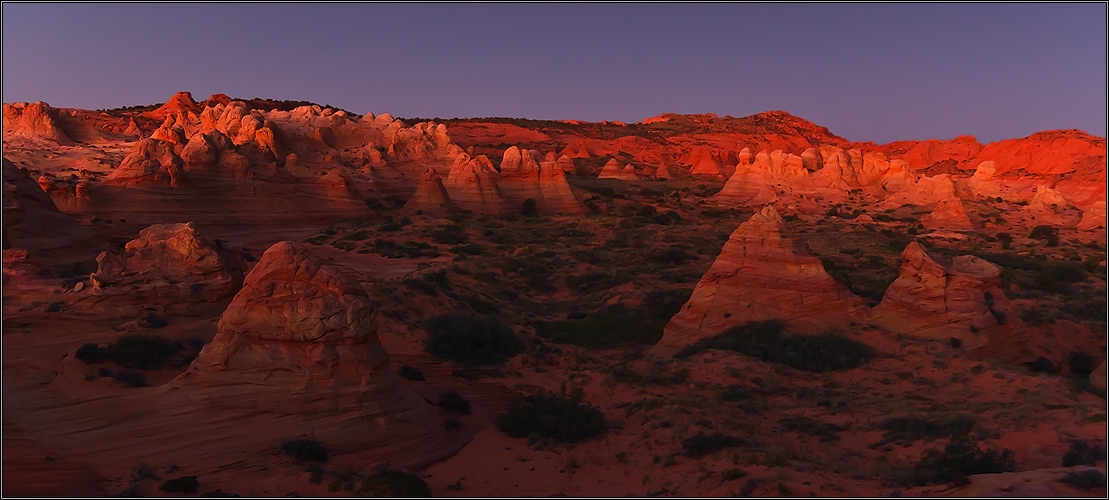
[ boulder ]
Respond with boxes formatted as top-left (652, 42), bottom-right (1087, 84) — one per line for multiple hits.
top-left (651, 205), bottom-right (870, 356)
top-left (88, 222), bottom-right (244, 306)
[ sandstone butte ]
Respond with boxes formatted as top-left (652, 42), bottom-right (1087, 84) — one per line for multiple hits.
top-left (651, 205), bottom-right (870, 357)
top-left (443, 152), bottom-right (512, 213)
top-left (171, 241), bottom-right (435, 420)
top-left (496, 146), bottom-right (584, 214)
top-left (869, 242), bottom-right (1021, 351)
top-left (82, 222), bottom-right (245, 309)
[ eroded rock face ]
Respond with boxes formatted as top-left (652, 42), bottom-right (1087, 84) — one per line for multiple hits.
top-left (2, 101), bottom-right (72, 144)
top-left (172, 241), bottom-right (432, 417)
top-left (444, 153), bottom-right (511, 213)
top-left (651, 205), bottom-right (870, 357)
top-left (496, 147), bottom-right (583, 213)
top-left (597, 159), bottom-right (638, 180)
top-left (921, 199), bottom-right (973, 230)
top-left (404, 168), bottom-right (459, 216)
top-left (2, 158), bottom-right (105, 267)
top-left (88, 222), bottom-right (244, 305)
top-left (105, 138), bottom-right (185, 187)
top-left (870, 242), bottom-right (1011, 346)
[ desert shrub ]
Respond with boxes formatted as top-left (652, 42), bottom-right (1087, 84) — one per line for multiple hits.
top-left (907, 436), bottom-right (1015, 486)
top-left (159, 476), bottom-right (199, 493)
top-left (280, 435), bottom-right (327, 462)
top-left (1058, 469), bottom-right (1107, 491)
top-left (779, 416), bottom-right (843, 442)
top-left (1025, 356), bottom-right (1057, 373)
top-left (1062, 440), bottom-right (1107, 467)
top-left (438, 389), bottom-right (472, 414)
top-left (426, 313), bottom-right (520, 366)
top-left (199, 489), bottom-right (239, 497)
top-left (500, 257), bottom-right (556, 292)
top-left (496, 391), bottom-right (605, 443)
top-left (430, 224), bottom-right (467, 245)
top-left (76, 342), bottom-right (111, 364)
top-left (397, 365), bottom-right (425, 381)
top-left (722, 467), bottom-right (748, 481)
top-left (878, 415), bottom-right (976, 444)
top-left (104, 334), bottom-right (184, 370)
top-left (636, 205), bottom-right (658, 218)
top-left (138, 313), bottom-right (167, 328)
top-left (359, 467), bottom-right (430, 497)
top-left (450, 243), bottom-right (484, 255)
top-left (532, 303), bottom-right (662, 349)
top-left (1067, 352), bottom-right (1096, 378)
top-left (651, 246), bottom-right (693, 266)
top-left (463, 295), bottom-right (499, 314)
top-left (997, 233), bottom-right (1013, 249)
top-left (675, 321), bottom-right (873, 372)
top-left (1029, 225), bottom-right (1060, 246)
top-left (111, 370), bottom-right (147, 387)
top-left (520, 198), bottom-right (539, 217)
top-left (564, 271), bottom-right (632, 293)
top-left (378, 217), bottom-right (403, 232)
top-left (643, 288), bottom-right (693, 321)
top-left (681, 432), bottom-right (746, 458)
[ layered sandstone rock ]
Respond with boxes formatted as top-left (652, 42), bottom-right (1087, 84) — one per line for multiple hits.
top-left (444, 153), bottom-right (511, 213)
top-left (2, 101), bottom-right (72, 144)
top-left (2, 158), bottom-right (105, 267)
top-left (172, 241), bottom-right (434, 418)
top-left (597, 158), bottom-right (627, 180)
top-left (870, 242), bottom-right (1011, 345)
top-left (1091, 360), bottom-right (1107, 392)
top-left (87, 222), bottom-right (244, 306)
top-left (651, 206), bottom-right (870, 357)
top-left (686, 146), bottom-right (732, 176)
top-left (104, 138), bottom-right (185, 187)
top-left (404, 168), bottom-right (459, 216)
top-left (921, 199), bottom-right (973, 230)
top-left (497, 147), bottom-right (583, 213)
top-left (1077, 201), bottom-right (1107, 231)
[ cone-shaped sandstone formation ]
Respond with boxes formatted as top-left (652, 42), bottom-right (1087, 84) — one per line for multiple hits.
top-left (173, 241), bottom-right (435, 418)
top-left (404, 168), bottom-right (459, 216)
top-left (497, 146), bottom-right (584, 213)
top-left (651, 206), bottom-right (870, 357)
top-left (869, 242), bottom-right (1012, 346)
top-left (1, 101), bottom-right (72, 144)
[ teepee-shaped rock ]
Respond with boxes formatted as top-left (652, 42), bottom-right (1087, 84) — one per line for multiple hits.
top-left (404, 169), bottom-right (459, 216)
top-left (597, 158), bottom-right (624, 179)
top-left (870, 242), bottom-right (1012, 346)
top-left (651, 206), bottom-right (870, 357)
top-left (173, 241), bottom-right (435, 418)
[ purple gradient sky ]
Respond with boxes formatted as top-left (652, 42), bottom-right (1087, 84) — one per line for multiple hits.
top-left (3, 3), bottom-right (1105, 144)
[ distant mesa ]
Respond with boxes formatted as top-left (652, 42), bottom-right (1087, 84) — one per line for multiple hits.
top-left (172, 241), bottom-right (436, 419)
top-left (651, 205), bottom-right (870, 357)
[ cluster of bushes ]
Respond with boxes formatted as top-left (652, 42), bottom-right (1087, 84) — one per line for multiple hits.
top-left (397, 365), bottom-right (425, 381)
top-left (564, 270), bottom-right (632, 293)
top-left (159, 476), bottom-right (199, 493)
top-left (430, 224), bottom-right (467, 245)
top-left (1059, 470), bottom-right (1107, 491)
top-left (650, 246), bottom-right (694, 266)
top-left (877, 414), bottom-right (976, 445)
top-left (681, 432), bottom-right (746, 458)
top-left (778, 416), bottom-right (843, 442)
top-left (496, 391), bottom-right (606, 443)
top-left (437, 389), bottom-right (472, 414)
top-left (370, 239), bottom-right (437, 258)
top-left (359, 466), bottom-right (430, 497)
top-left (280, 435), bottom-right (328, 462)
top-left (889, 436), bottom-right (1015, 486)
top-left (76, 334), bottom-right (187, 371)
top-left (1062, 440), bottom-right (1106, 467)
top-left (403, 269), bottom-right (450, 296)
top-left (532, 303), bottom-right (663, 349)
top-left (1029, 225), bottom-right (1060, 246)
top-left (426, 312), bottom-right (520, 366)
top-left (675, 321), bottom-right (874, 372)
top-left (500, 257), bottom-right (556, 292)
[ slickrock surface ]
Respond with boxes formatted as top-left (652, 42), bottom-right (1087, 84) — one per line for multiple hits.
top-left (652, 206), bottom-right (870, 357)
top-left (2, 158), bottom-right (105, 267)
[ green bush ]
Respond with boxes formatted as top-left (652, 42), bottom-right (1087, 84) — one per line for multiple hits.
top-left (159, 476), bottom-right (199, 493)
top-left (878, 415), bottom-right (976, 444)
top-left (532, 304), bottom-right (663, 349)
top-left (359, 467), bottom-right (430, 497)
top-left (280, 435), bottom-right (327, 462)
top-left (426, 313), bottom-right (520, 366)
top-left (675, 321), bottom-right (873, 372)
top-left (681, 432), bottom-right (746, 458)
top-left (496, 391), bottom-right (605, 443)
top-left (779, 416), bottom-right (843, 442)
top-left (907, 436), bottom-right (1015, 486)
top-left (1059, 469), bottom-right (1106, 491)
